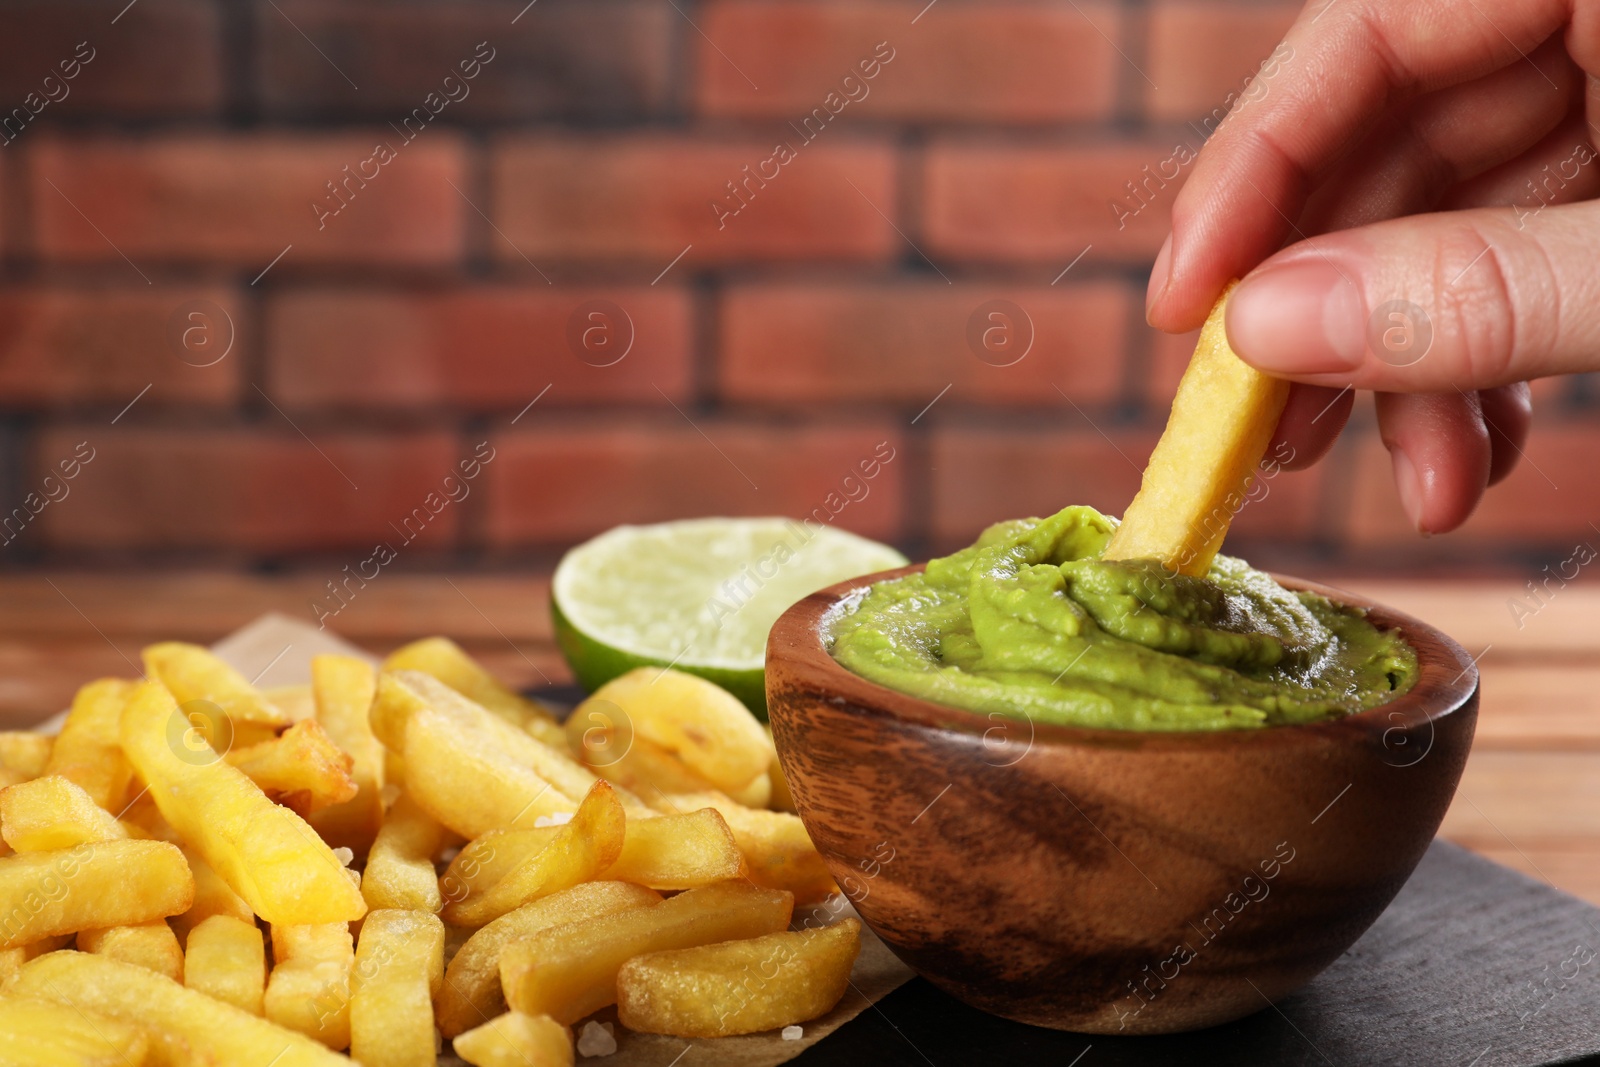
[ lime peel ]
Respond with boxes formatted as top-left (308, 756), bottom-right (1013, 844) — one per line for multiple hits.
top-left (552, 518), bottom-right (907, 717)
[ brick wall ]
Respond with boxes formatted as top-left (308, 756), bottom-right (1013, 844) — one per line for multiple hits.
top-left (0, 0), bottom-right (1594, 576)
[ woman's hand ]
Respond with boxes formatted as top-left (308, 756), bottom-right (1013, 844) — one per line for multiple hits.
top-left (1146, 0), bottom-right (1600, 532)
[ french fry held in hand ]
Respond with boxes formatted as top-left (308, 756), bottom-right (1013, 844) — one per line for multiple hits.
top-left (1102, 281), bottom-right (1291, 576)
top-left (383, 635), bottom-right (568, 750)
top-left (76, 920), bottom-right (184, 982)
top-left (184, 914), bottom-right (266, 1015)
top-left (618, 918), bottom-right (862, 1037)
top-left (453, 1011), bottom-right (574, 1067)
top-left (348, 909), bottom-right (445, 1067)
top-left (437, 881), bottom-right (661, 1038)
top-left (45, 678), bottom-right (136, 810)
top-left (118, 680), bottom-right (366, 925)
top-left (264, 922), bottom-right (355, 1048)
top-left (13, 950), bottom-right (350, 1066)
top-left (442, 780), bottom-right (627, 927)
top-left (0, 840), bottom-right (192, 949)
top-left (0, 776), bottom-right (127, 851)
top-left (305, 654), bottom-right (385, 854)
top-left (500, 881), bottom-right (794, 1024)
top-left (0, 995), bottom-right (152, 1067)
top-left (225, 718), bottom-right (359, 816)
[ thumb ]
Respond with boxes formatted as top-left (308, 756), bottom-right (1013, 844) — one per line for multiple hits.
top-left (1222, 200), bottom-right (1600, 392)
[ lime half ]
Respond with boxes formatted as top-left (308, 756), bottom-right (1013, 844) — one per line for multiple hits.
top-left (552, 518), bottom-right (907, 717)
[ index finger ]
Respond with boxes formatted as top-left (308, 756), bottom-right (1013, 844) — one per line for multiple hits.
top-left (1146, 0), bottom-right (1572, 332)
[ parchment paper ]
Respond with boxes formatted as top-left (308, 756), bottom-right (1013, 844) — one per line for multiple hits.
top-left (169, 612), bottom-right (917, 1066)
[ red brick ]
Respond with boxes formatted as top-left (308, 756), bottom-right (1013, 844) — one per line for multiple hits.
top-left (0, 287), bottom-right (242, 409)
top-left (267, 287), bottom-right (693, 410)
top-left (258, 0), bottom-right (672, 122)
top-left (1144, 2), bottom-right (1299, 123)
top-left (697, 1), bottom-right (1118, 123)
top-left (490, 136), bottom-right (897, 265)
top-left (924, 140), bottom-right (1188, 263)
top-left (484, 421), bottom-right (905, 545)
top-left (929, 424), bottom-right (1157, 547)
top-left (0, 1), bottom-right (222, 120)
top-left (30, 134), bottom-right (466, 267)
top-left (929, 420), bottom-right (1325, 549)
top-left (30, 428), bottom-right (466, 552)
top-left (719, 281), bottom-right (1129, 406)
top-left (1347, 423), bottom-right (1600, 549)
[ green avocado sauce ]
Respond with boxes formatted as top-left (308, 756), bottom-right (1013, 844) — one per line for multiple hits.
top-left (826, 506), bottom-right (1416, 731)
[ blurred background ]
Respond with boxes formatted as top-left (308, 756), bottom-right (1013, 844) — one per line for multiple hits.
top-left (0, 0), bottom-right (1597, 743)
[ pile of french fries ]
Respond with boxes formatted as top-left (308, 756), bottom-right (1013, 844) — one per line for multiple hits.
top-left (0, 637), bottom-right (859, 1066)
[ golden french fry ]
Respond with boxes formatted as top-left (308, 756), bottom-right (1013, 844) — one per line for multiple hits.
top-left (0, 935), bottom-right (72, 986)
top-left (185, 914), bottom-right (266, 1015)
top-left (363, 791), bottom-right (448, 913)
top-left (0, 776), bottom-right (127, 852)
top-left (376, 671), bottom-right (604, 806)
top-left (0, 733), bottom-right (52, 779)
top-left (442, 781), bottom-right (626, 928)
top-left (45, 678), bottom-right (136, 810)
top-left (0, 840), bottom-right (193, 950)
top-left (383, 636), bottom-right (568, 750)
top-left (439, 828), bottom-right (554, 909)
top-left (13, 950), bottom-right (350, 1066)
top-left (349, 909), bottom-right (445, 1067)
top-left (265, 922), bottom-right (354, 1048)
top-left (437, 881), bottom-right (661, 1038)
top-left (118, 680), bottom-right (366, 925)
top-left (659, 792), bottom-right (836, 904)
top-left (500, 882), bottom-right (794, 1024)
top-left (141, 641), bottom-right (290, 732)
top-left (306, 655), bottom-right (386, 854)
top-left (603, 807), bottom-right (746, 890)
top-left (618, 918), bottom-right (861, 1037)
top-left (77, 920), bottom-right (184, 982)
top-left (0, 995), bottom-right (151, 1066)
top-left (225, 718), bottom-right (358, 816)
top-left (116, 789), bottom-right (178, 844)
top-left (402, 707), bottom-right (574, 839)
top-left (576, 669), bottom-right (771, 797)
top-left (453, 1011), bottom-right (574, 1067)
top-left (1102, 282), bottom-right (1290, 576)
top-left (170, 845), bottom-right (255, 943)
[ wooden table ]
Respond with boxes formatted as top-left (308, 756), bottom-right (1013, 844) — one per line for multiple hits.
top-left (3, 572), bottom-right (1595, 906)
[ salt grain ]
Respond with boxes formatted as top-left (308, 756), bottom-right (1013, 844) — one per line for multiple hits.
top-left (781, 1025), bottom-right (803, 1041)
top-left (534, 812), bottom-right (575, 828)
top-left (332, 847), bottom-right (355, 866)
top-left (576, 1020), bottom-right (617, 1057)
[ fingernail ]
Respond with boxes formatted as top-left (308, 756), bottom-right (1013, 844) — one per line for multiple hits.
top-left (1391, 448), bottom-right (1426, 534)
top-left (1227, 262), bottom-right (1367, 373)
top-left (1145, 234), bottom-right (1173, 321)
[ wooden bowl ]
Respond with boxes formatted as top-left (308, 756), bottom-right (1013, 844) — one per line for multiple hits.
top-left (766, 566), bottom-right (1477, 1034)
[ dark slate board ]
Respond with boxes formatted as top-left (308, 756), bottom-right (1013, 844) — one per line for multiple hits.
top-left (528, 687), bottom-right (1600, 1065)
top-left (792, 842), bottom-right (1600, 1067)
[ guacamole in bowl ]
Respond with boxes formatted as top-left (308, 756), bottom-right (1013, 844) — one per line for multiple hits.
top-left (827, 505), bottom-right (1416, 731)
